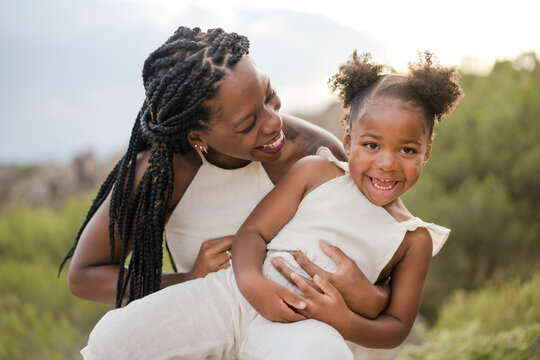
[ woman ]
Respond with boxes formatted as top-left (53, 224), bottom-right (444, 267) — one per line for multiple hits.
top-left (60, 26), bottom-right (388, 320)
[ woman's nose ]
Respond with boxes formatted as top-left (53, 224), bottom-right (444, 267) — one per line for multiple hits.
top-left (261, 110), bottom-right (282, 135)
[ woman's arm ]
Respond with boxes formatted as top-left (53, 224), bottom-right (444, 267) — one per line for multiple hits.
top-left (290, 228), bottom-right (433, 348)
top-left (67, 151), bottom-right (231, 305)
top-left (282, 114), bottom-right (348, 161)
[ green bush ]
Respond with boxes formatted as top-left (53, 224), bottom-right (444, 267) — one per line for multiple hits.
top-left (0, 195), bottom-right (111, 360)
top-left (435, 274), bottom-right (539, 335)
top-left (398, 274), bottom-right (540, 360)
top-left (398, 323), bottom-right (539, 360)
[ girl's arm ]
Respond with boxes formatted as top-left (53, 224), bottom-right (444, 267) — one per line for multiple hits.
top-left (233, 156), bottom-right (328, 322)
top-left (290, 228), bottom-right (433, 348)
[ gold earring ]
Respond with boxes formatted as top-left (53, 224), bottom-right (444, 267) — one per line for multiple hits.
top-left (202, 147), bottom-right (208, 154)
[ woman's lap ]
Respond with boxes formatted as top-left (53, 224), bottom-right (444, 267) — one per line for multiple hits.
top-left (82, 268), bottom-right (245, 360)
top-left (82, 266), bottom-right (354, 360)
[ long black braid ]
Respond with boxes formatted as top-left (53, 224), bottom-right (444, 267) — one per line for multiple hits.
top-left (59, 27), bottom-right (250, 307)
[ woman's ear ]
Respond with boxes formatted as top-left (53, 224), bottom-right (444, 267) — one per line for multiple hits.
top-left (187, 130), bottom-right (208, 153)
top-left (343, 127), bottom-right (351, 156)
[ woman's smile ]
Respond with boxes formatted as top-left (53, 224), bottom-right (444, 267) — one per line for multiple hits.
top-left (256, 131), bottom-right (285, 154)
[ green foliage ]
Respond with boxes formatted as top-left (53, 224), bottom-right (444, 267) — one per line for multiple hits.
top-left (435, 274), bottom-right (539, 335)
top-left (398, 275), bottom-right (540, 360)
top-left (402, 54), bottom-right (540, 320)
top-left (398, 323), bottom-right (539, 360)
top-left (0, 196), bottom-right (110, 360)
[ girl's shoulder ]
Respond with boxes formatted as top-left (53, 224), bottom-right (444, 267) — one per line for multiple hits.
top-left (289, 154), bottom-right (345, 198)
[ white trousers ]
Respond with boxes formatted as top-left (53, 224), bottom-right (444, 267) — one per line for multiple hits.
top-left (82, 255), bottom-right (397, 359)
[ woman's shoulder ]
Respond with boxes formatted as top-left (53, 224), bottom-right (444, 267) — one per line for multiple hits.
top-left (282, 114), bottom-right (347, 161)
top-left (132, 149), bottom-right (202, 217)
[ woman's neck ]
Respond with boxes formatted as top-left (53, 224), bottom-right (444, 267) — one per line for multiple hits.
top-left (203, 149), bottom-right (251, 169)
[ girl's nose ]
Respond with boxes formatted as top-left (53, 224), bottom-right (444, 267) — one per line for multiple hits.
top-left (376, 151), bottom-right (398, 171)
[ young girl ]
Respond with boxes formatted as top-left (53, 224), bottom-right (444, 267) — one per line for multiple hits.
top-left (81, 51), bottom-right (463, 359)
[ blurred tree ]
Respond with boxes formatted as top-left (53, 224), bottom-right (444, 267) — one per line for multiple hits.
top-left (403, 53), bottom-right (540, 320)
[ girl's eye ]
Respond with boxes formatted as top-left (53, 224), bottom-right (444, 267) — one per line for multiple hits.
top-left (401, 147), bottom-right (417, 154)
top-left (364, 142), bottom-right (378, 150)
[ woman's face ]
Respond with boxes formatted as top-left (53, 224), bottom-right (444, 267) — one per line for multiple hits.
top-left (190, 57), bottom-right (284, 168)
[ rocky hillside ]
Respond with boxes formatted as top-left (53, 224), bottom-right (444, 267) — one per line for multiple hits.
top-left (0, 153), bottom-right (118, 213)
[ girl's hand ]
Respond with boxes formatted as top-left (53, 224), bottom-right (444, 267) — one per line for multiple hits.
top-left (243, 276), bottom-right (307, 323)
top-left (273, 239), bottom-right (390, 318)
top-left (186, 235), bottom-right (233, 280)
top-left (289, 272), bottom-right (352, 332)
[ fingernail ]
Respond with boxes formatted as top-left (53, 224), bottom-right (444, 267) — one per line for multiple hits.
top-left (299, 301), bottom-right (306, 308)
top-left (314, 274), bottom-right (321, 281)
top-left (290, 273), bottom-right (297, 279)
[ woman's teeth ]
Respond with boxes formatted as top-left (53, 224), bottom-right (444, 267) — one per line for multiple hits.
top-left (261, 132), bottom-right (284, 148)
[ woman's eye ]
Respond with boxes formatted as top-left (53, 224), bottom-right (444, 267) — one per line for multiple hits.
top-left (266, 89), bottom-right (277, 103)
top-left (240, 117), bottom-right (257, 134)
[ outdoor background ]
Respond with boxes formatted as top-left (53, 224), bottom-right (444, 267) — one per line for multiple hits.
top-left (1, 0), bottom-right (539, 359)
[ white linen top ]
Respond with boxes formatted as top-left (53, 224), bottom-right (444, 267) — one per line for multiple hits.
top-left (164, 151), bottom-right (274, 273)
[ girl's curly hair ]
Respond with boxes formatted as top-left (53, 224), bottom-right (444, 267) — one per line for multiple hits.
top-left (329, 50), bottom-right (463, 136)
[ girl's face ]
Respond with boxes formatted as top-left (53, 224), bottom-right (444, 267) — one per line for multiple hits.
top-left (344, 97), bottom-right (432, 208)
top-left (189, 57), bottom-right (284, 168)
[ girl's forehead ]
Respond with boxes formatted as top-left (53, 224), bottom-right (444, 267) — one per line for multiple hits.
top-left (354, 98), bottom-right (430, 139)
top-left (368, 97), bottom-right (423, 114)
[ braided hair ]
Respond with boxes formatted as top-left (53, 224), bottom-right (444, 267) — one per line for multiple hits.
top-left (329, 50), bottom-right (463, 137)
top-left (59, 27), bottom-right (250, 307)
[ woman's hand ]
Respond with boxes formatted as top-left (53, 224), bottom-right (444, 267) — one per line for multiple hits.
top-left (289, 272), bottom-right (353, 333)
top-left (273, 239), bottom-right (390, 319)
top-left (186, 235), bottom-right (234, 280)
top-left (241, 275), bottom-right (307, 323)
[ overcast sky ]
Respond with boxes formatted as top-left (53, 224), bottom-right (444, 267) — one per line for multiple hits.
top-left (1, 0), bottom-right (538, 164)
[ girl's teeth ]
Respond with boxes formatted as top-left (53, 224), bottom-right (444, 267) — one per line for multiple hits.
top-left (373, 183), bottom-right (393, 190)
top-left (372, 178), bottom-right (396, 190)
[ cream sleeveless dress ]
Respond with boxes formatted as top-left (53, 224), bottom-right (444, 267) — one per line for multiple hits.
top-left (82, 148), bottom-right (449, 360)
